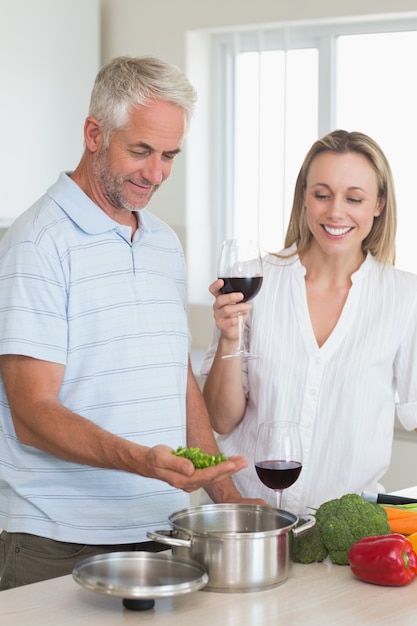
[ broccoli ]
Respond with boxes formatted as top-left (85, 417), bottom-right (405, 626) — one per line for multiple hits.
top-left (317, 493), bottom-right (391, 565)
top-left (172, 446), bottom-right (228, 468)
top-left (292, 519), bottom-right (328, 564)
top-left (293, 493), bottom-right (391, 566)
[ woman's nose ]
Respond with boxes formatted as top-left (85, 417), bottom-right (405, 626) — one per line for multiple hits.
top-left (327, 196), bottom-right (345, 217)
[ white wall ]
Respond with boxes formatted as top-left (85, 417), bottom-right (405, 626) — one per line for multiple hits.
top-left (382, 435), bottom-right (417, 492)
top-left (0, 0), bottom-right (100, 223)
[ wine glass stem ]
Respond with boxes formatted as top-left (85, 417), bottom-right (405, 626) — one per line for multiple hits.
top-left (237, 311), bottom-right (246, 353)
top-left (276, 490), bottom-right (283, 509)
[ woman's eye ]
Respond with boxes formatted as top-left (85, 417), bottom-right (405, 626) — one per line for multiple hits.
top-left (348, 197), bottom-right (362, 203)
top-left (315, 193), bottom-right (329, 200)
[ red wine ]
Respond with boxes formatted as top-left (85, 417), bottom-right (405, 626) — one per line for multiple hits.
top-left (219, 276), bottom-right (263, 302)
top-left (255, 460), bottom-right (302, 490)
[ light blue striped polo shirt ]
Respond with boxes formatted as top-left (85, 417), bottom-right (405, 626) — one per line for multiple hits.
top-left (0, 173), bottom-right (191, 543)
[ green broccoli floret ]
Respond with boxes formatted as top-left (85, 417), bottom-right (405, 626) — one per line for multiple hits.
top-left (315, 493), bottom-right (391, 565)
top-left (293, 520), bottom-right (329, 564)
top-left (171, 446), bottom-right (228, 468)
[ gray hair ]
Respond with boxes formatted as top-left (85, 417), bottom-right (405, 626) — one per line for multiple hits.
top-left (88, 55), bottom-right (197, 145)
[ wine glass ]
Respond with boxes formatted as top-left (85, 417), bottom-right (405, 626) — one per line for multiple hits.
top-left (254, 421), bottom-right (303, 510)
top-left (217, 239), bottom-right (263, 359)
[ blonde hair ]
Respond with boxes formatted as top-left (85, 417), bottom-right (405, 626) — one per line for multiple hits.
top-left (282, 129), bottom-right (396, 265)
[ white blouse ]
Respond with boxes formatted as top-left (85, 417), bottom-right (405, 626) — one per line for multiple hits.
top-left (201, 250), bottom-right (417, 513)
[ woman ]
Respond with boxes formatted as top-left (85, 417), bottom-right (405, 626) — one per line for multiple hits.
top-left (201, 129), bottom-right (417, 513)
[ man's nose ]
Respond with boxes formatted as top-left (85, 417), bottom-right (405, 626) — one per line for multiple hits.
top-left (142, 155), bottom-right (163, 185)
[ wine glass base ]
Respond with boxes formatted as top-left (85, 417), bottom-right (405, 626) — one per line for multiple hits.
top-left (221, 351), bottom-right (259, 360)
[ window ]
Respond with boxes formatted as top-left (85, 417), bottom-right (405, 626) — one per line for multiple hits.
top-left (186, 14), bottom-right (417, 304)
top-left (336, 30), bottom-right (417, 272)
top-left (233, 48), bottom-right (318, 250)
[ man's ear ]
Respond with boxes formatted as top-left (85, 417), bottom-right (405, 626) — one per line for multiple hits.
top-left (83, 116), bottom-right (103, 153)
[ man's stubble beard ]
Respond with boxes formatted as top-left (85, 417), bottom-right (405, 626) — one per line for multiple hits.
top-left (93, 147), bottom-right (157, 213)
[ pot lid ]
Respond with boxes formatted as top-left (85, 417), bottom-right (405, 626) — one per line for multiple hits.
top-left (72, 551), bottom-right (208, 609)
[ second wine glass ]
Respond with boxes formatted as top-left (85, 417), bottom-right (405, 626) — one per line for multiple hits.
top-left (217, 239), bottom-right (263, 359)
top-left (254, 421), bottom-right (303, 510)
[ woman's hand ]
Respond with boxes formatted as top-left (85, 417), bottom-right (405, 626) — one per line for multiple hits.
top-left (209, 279), bottom-right (252, 341)
top-left (203, 281), bottom-right (249, 433)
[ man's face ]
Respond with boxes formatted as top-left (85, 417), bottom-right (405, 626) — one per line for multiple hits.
top-left (92, 99), bottom-right (186, 215)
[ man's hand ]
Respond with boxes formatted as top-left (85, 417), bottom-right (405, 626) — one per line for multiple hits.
top-left (143, 445), bottom-right (248, 493)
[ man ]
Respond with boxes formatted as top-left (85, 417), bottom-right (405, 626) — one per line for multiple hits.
top-left (0, 56), bottom-right (257, 589)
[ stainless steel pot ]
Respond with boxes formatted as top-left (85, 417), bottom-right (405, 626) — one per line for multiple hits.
top-left (147, 503), bottom-right (315, 593)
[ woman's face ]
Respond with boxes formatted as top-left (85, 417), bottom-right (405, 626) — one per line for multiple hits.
top-left (303, 151), bottom-right (384, 259)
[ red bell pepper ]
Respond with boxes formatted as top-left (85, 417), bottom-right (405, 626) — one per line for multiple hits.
top-left (348, 533), bottom-right (417, 586)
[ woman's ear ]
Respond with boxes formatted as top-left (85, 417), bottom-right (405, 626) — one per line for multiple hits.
top-left (375, 196), bottom-right (386, 217)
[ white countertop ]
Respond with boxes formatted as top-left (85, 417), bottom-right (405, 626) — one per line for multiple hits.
top-left (2, 487), bottom-right (417, 625)
top-left (2, 557), bottom-right (416, 626)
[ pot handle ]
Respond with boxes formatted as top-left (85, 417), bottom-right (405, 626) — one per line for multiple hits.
top-left (292, 514), bottom-right (316, 538)
top-left (147, 529), bottom-right (193, 549)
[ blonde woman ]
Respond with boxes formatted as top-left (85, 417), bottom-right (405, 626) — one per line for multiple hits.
top-left (202, 130), bottom-right (417, 513)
